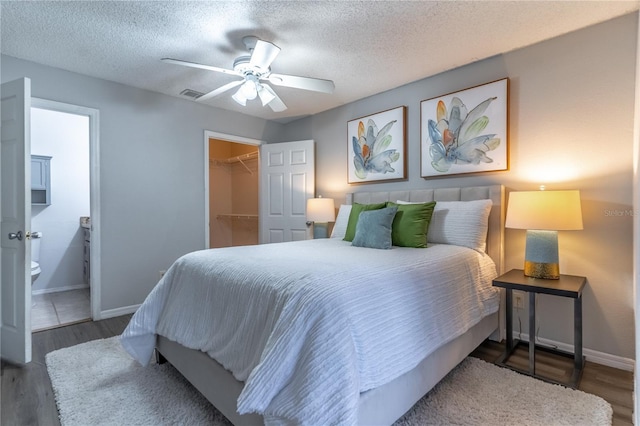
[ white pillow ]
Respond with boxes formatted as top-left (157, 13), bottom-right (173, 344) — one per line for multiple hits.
top-left (427, 199), bottom-right (492, 251)
top-left (397, 199), bottom-right (492, 251)
top-left (330, 204), bottom-right (352, 239)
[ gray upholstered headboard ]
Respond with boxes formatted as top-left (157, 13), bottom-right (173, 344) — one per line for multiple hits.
top-left (346, 185), bottom-right (505, 274)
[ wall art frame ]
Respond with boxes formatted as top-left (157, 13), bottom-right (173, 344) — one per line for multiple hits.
top-left (347, 105), bottom-right (407, 184)
top-left (420, 78), bottom-right (508, 178)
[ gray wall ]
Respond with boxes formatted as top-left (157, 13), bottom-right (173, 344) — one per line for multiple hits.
top-left (282, 14), bottom-right (638, 360)
top-left (1, 55), bottom-right (284, 312)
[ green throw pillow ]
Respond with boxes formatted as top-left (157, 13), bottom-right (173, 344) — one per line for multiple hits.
top-left (352, 207), bottom-right (398, 249)
top-left (343, 202), bottom-right (387, 242)
top-left (387, 201), bottom-right (437, 248)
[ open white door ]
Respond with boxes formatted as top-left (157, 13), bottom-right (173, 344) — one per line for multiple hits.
top-left (1, 78), bottom-right (32, 364)
top-left (260, 140), bottom-right (315, 243)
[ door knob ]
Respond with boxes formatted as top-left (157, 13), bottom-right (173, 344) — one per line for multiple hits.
top-left (8, 231), bottom-right (23, 241)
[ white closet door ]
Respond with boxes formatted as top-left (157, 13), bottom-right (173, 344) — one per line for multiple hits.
top-left (259, 140), bottom-right (315, 243)
top-left (1, 77), bottom-right (32, 364)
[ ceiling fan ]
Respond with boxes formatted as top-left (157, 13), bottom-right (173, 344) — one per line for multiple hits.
top-left (162, 36), bottom-right (335, 112)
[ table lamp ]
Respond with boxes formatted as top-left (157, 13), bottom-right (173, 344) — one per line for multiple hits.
top-left (306, 197), bottom-right (335, 239)
top-left (505, 189), bottom-right (583, 279)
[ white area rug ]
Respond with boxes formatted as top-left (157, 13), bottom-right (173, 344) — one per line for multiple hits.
top-left (46, 337), bottom-right (612, 426)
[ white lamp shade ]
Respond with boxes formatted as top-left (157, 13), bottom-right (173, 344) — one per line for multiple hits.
top-left (240, 79), bottom-right (258, 100)
top-left (258, 84), bottom-right (276, 106)
top-left (231, 88), bottom-right (247, 106)
top-left (306, 197), bottom-right (335, 222)
top-left (505, 190), bottom-right (583, 231)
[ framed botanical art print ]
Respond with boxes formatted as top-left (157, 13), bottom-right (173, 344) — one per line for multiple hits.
top-left (347, 106), bottom-right (407, 184)
top-left (420, 78), bottom-right (508, 178)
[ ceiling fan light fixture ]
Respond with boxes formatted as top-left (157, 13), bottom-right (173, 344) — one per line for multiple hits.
top-left (163, 36), bottom-right (332, 113)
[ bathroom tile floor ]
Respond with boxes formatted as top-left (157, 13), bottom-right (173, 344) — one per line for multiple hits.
top-left (31, 288), bottom-right (91, 332)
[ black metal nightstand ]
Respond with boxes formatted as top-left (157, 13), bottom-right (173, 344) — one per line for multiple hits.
top-left (492, 269), bottom-right (586, 388)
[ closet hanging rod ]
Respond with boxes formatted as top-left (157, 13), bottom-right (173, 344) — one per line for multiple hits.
top-left (216, 151), bottom-right (259, 164)
top-left (217, 214), bottom-right (258, 220)
top-left (209, 151), bottom-right (259, 174)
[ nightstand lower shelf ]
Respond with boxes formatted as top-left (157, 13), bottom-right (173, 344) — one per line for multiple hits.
top-left (496, 338), bottom-right (585, 388)
top-left (492, 269), bottom-right (587, 389)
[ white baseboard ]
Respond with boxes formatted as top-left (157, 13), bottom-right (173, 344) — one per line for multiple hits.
top-left (32, 284), bottom-right (89, 295)
top-left (515, 332), bottom-right (634, 372)
top-left (100, 304), bottom-right (140, 320)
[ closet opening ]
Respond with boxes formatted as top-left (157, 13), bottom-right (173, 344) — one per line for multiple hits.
top-left (208, 138), bottom-right (260, 248)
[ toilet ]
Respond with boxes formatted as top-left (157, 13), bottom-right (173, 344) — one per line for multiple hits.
top-left (31, 232), bottom-right (42, 284)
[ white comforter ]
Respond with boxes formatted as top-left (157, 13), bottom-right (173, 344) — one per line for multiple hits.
top-left (120, 239), bottom-right (499, 425)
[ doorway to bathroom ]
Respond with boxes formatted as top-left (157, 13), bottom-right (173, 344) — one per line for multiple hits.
top-left (29, 99), bottom-right (100, 332)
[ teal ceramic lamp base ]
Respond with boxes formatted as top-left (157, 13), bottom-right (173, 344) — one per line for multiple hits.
top-left (313, 223), bottom-right (329, 239)
top-left (524, 230), bottom-right (560, 279)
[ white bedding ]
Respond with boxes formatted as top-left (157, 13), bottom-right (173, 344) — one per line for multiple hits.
top-left (120, 238), bottom-right (499, 425)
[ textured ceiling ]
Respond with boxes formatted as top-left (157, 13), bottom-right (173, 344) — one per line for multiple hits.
top-left (1, 1), bottom-right (638, 123)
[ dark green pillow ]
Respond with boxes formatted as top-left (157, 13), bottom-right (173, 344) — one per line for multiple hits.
top-left (352, 207), bottom-right (398, 249)
top-left (343, 202), bottom-right (387, 242)
top-left (387, 201), bottom-right (437, 248)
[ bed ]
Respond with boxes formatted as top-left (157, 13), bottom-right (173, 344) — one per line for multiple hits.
top-left (121, 184), bottom-right (505, 425)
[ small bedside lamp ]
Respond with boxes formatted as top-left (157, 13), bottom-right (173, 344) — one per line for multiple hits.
top-left (505, 189), bottom-right (583, 279)
top-left (306, 197), bottom-right (335, 239)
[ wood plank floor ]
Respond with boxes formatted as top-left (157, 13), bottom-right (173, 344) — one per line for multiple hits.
top-left (1, 314), bottom-right (132, 426)
top-left (1, 316), bottom-right (634, 425)
top-left (470, 340), bottom-right (634, 426)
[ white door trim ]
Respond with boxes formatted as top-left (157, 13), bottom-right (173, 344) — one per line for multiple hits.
top-left (203, 130), bottom-right (263, 249)
top-left (31, 98), bottom-right (102, 320)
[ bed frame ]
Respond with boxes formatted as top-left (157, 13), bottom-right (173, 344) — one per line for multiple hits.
top-left (156, 184), bottom-right (505, 425)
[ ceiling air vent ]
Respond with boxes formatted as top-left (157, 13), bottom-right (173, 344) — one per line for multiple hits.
top-left (179, 89), bottom-right (204, 99)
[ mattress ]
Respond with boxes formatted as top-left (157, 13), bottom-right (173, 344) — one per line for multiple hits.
top-left (121, 238), bottom-right (499, 425)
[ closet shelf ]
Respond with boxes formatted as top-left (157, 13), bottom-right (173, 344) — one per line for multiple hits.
top-left (223, 151), bottom-right (258, 164)
top-left (217, 214), bottom-right (258, 220)
top-left (210, 151), bottom-right (259, 174)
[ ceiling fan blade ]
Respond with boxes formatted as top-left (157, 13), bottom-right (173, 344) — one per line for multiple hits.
top-left (249, 40), bottom-right (281, 71)
top-left (258, 85), bottom-right (287, 112)
top-left (197, 80), bottom-right (244, 102)
top-left (161, 58), bottom-right (239, 76)
top-left (267, 73), bottom-right (335, 94)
